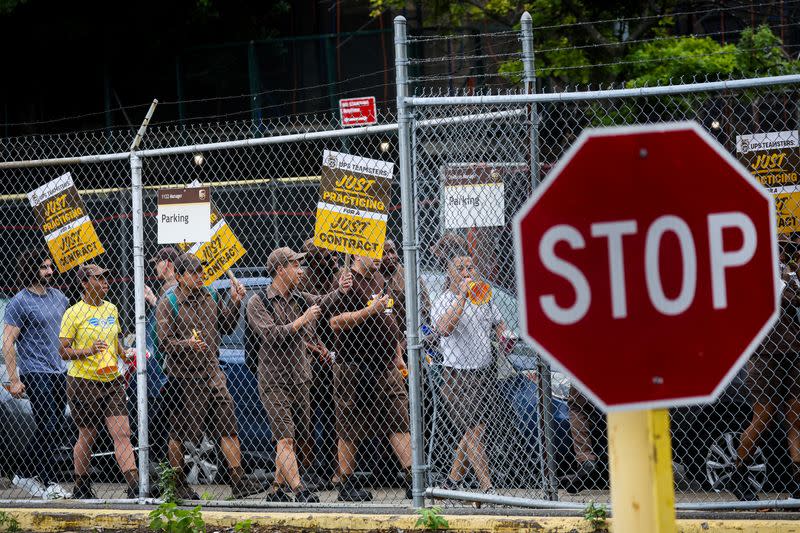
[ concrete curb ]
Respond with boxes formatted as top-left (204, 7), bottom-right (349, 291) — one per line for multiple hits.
top-left (2, 507), bottom-right (800, 532)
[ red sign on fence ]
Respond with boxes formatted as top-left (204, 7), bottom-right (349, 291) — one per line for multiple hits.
top-left (339, 97), bottom-right (377, 128)
top-left (513, 122), bottom-right (779, 411)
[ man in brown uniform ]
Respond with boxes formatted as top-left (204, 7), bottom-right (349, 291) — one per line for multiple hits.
top-left (156, 254), bottom-right (263, 499)
top-left (380, 239), bottom-right (431, 329)
top-left (330, 254), bottom-right (413, 502)
top-left (246, 247), bottom-right (352, 503)
top-left (298, 240), bottom-right (340, 488)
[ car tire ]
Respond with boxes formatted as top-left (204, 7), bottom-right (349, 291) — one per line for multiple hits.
top-left (705, 431), bottom-right (766, 494)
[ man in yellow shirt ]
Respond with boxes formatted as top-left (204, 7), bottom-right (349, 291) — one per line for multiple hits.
top-left (59, 264), bottom-right (138, 499)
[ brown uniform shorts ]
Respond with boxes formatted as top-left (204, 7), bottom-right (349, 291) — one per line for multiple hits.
top-left (441, 367), bottom-right (494, 432)
top-left (334, 361), bottom-right (410, 443)
top-left (259, 381), bottom-right (311, 441)
top-left (66, 376), bottom-right (127, 429)
top-left (165, 375), bottom-right (238, 443)
top-left (747, 351), bottom-right (800, 405)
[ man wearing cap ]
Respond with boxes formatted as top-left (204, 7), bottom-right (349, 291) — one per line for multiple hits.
top-left (59, 264), bottom-right (139, 499)
top-left (246, 247), bottom-right (352, 503)
top-left (156, 253), bottom-right (263, 499)
top-left (145, 246), bottom-right (180, 367)
top-left (145, 247), bottom-right (180, 307)
top-left (329, 254), bottom-right (413, 502)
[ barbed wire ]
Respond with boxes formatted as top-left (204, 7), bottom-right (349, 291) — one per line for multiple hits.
top-left (406, 29), bottom-right (520, 44)
top-left (532, 0), bottom-right (800, 31)
top-left (409, 51), bottom-right (521, 65)
top-left (535, 20), bottom-right (800, 55)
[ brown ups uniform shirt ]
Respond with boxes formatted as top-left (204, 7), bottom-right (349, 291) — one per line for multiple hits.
top-left (156, 285), bottom-right (240, 378)
top-left (246, 286), bottom-right (343, 386)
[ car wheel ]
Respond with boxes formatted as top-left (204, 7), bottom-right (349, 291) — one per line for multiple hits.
top-left (706, 431), bottom-right (766, 493)
top-left (184, 437), bottom-right (219, 485)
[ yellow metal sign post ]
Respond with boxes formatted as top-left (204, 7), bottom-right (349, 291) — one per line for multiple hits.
top-left (608, 409), bottom-right (677, 533)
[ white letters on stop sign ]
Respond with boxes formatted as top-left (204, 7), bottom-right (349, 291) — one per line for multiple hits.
top-left (539, 211), bottom-right (758, 324)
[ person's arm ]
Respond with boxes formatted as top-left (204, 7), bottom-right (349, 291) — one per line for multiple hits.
top-left (218, 281), bottom-right (245, 334)
top-left (59, 337), bottom-right (107, 361)
top-left (2, 324), bottom-right (24, 398)
top-left (313, 269), bottom-right (354, 314)
top-left (247, 294), bottom-right (320, 344)
top-left (329, 294), bottom-right (389, 332)
top-left (436, 292), bottom-right (468, 337)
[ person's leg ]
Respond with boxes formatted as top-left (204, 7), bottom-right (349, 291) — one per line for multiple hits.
top-left (275, 438), bottom-right (302, 490)
top-left (106, 414), bottom-right (138, 495)
top-left (448, 435), bottom-right (469, 482)
top-left (20, 373), bottom-right (55, 483)
top-left (166, 378), bottom-right (199, 500)
top-left (738, 403), bottom-right (777, 462)
top-left (461, 424), bottom-right (492, 490)
top-left (337, 438), bottom-right (358, 478)
top-left (389, 432), bottom-right (412, 470)
top-left (73, 427), bottom-right (97, 477)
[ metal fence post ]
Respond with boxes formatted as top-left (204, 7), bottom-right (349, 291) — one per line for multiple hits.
top-left (395, 14), bottom-right (426, 510)
top-left (130, 152), bottom-right (150, 500)
top-left (521, 11), bottom-right (558, 502)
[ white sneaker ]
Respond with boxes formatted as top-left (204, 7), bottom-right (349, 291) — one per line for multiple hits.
top-left (43, 483), bottom-right (72, 500)
top-left (12, 475), bottom-right (46, 498)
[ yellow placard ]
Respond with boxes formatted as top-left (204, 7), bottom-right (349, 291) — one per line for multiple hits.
top-left (193, 221), bottom-right (247, 286)
top-left (28, 173), bottom-right (105, 273)
top-left (774, 189), bottom-right (800, 234)
top-left (313, 150), bottom-right (394, 259)
top-left (313, 207), bottom-right (387, 260)
top-left (47, 220), bottom-right (105, 273)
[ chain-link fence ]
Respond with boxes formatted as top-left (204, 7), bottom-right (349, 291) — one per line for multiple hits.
top-left (396, 14), bottom-right (800, 510)
top-left (2, 15), bottom-right (800, 512)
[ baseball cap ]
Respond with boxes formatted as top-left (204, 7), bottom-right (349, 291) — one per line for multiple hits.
top-left (149, 246), bottom-right (180, 264)
top-left (77, 263), bottom-right (110, 282)
top-left (173, 253), bottom-right (204, 275)
top-left (267, 247), bottom-right (307, 275)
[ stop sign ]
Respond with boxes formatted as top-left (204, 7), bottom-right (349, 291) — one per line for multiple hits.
top-left (514, 122), bottom-right (779, 411)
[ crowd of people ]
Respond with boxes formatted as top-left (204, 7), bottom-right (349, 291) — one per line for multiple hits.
top-left (2, 232), bottom-right (515, 503)
top-left (7, 231), bottom-right (799, 503)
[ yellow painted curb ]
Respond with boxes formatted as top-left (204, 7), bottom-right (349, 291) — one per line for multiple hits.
top-left (2, 508), bottom-right (800, 532)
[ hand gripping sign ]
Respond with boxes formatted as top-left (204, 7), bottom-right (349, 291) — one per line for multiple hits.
top-left (28, 172), bottom-right (105, 273)
top-left (313, 150), bottom-right (394, 260)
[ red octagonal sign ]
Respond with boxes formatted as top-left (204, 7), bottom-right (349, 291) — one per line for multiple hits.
top-left (514, 122), bottom-right (779, 411)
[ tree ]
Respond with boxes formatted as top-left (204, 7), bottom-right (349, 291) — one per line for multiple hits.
top-left (372, 0), bottom-right (800, 86)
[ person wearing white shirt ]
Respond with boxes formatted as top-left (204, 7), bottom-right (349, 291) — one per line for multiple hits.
top-left (432, 252), bottom-right (510, 496)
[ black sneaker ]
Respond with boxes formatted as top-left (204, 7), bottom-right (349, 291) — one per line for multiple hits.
top-left (175, 483), bottom-right (200, 501)
top-left (231, 477), bottom-right (267, 499)
top-left (72, 483), bottom-right (97, 500)
top-left (562, 460), bottom-right (598, 495)
top-left (337, 478), bottom-right (372, 502)
top-left (728, 464), bottom-right (758, 501)
top-left (126, 485), bottom-right (140, 498)
top-left (294, 489), bottom-right (320, 503)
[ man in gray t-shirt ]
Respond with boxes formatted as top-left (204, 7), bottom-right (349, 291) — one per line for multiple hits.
top-left (2, 250), bottom-right (70, 499)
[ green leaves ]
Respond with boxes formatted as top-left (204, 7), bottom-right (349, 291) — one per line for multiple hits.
top-left (149, 503), bottom-right (205, 533)
top-left (415, 506), bottom-right (450, 531)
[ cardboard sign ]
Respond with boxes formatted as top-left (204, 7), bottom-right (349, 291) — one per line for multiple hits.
top-left (176, 183), bottom-right (247, 286)
top-left (339, 97), bottom-right (377, 127)
top-left (442, 164), bottom-right (506, 229)
top-left (313, 150), bottom-right (393, 259)
top-left (737, 130), bottom-right (800, 234)
top-left (28, 172), bottom-right (105, 273)
top-left (157, 187), bottom-right (212, 244)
